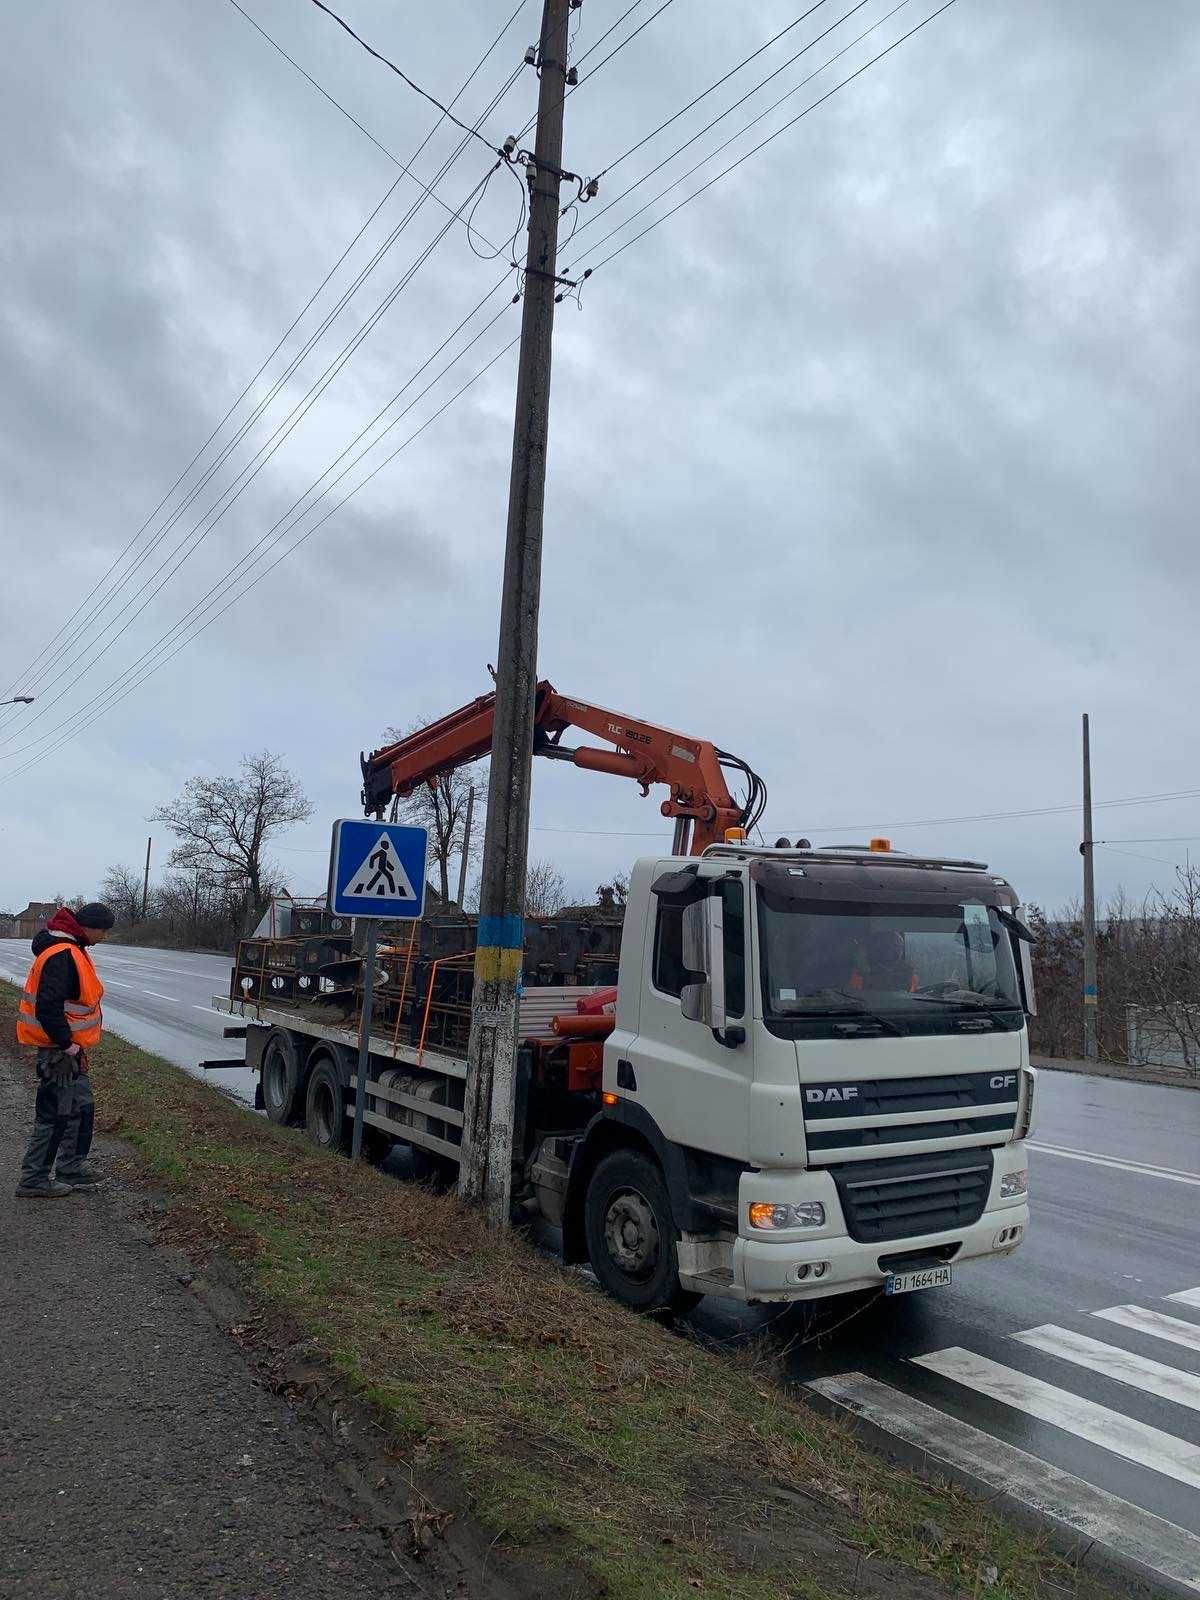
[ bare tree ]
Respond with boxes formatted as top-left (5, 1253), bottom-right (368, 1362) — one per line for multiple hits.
top-left (525, 859), bottom-right (567, 917)
top-left (381, 724), bottom-right (486, 906)
top-left (99, 863), bottom-right (144, 927)
top-left (595, 872), bottom-right (630, 913)
top-left (150, 752), bottom-right (312, 924)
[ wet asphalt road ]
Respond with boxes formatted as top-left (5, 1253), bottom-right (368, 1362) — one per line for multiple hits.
top-left (6, 937), bottom-right (1200, 1572)
top-left (0, 939), bottom-right (255, 1105)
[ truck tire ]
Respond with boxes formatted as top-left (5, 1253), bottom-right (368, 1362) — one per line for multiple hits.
top-left (261, 1029), bottom-right (304, 1125)
top-left (304, 1051), bottom-right (349, 1154)
top-left (583, 1150), bottom-right (702, 1315)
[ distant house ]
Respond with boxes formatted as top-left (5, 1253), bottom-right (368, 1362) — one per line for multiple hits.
top-left (12, 901), bottom-right (57, 940)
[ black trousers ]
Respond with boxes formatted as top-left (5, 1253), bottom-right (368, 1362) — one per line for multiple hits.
top-left (19, 1052), bottom-right (94, 1184)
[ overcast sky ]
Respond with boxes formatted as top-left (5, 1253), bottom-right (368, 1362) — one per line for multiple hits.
top-left (2, 0), bottom-right (1197, 916)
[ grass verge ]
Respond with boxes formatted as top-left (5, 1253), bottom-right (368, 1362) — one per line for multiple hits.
top-left (1, 985), bottom-right (1109, 1600)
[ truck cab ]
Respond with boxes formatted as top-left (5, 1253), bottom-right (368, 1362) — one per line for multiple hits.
top-left (557, 842), bottom-right (1035, 1312)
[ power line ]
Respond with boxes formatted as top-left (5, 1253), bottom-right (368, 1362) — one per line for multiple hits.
top-left (1098, 837), bottom-right (1200, 846)
top-left (306, 0), bottom-right (506, 154)
top-left (0, 322), bottom-right (522, 786)
top-left (594, 0), bottom-right (838, 182)
top-left (578, 0), bottom-right (957, 279)
top-left (0, 7), bottom-right (527, 720)
top-left (573, 0), bottom-right (647, 67)
top-left (226, 0), bottom-right (517, 246)
top-left (1096, 845), bottom-right (1184, 869)
top-left (776, 785), bottom-right (1200, 836)
top-left (0, 178), bottom-right (511, 763)
top-left (1, 73), bottom-right (526, 734)
top-left (561, 0), bottom-right (882, 247)
top-left (513, 0), bottom-right (676, 145)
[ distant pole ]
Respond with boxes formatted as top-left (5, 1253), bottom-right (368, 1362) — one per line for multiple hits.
top-left (142, 836), bottom-right (152, 920)
top-left (459, 0), bottom-right (571, 1225)
top-left (455, 784), bottom-right (476, 910)
top-left (1081, 714), bottom-right (1098, 1060)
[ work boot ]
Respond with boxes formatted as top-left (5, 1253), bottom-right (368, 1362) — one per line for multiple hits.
top-left (14, 1178), bottom-right (75, 1199)
top-left (55, 1163), bottom-right (103, 1190)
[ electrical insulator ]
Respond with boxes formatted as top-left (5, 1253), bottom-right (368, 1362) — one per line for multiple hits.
top-left (502, 134), bottom-right (518, 157)
top-left (585, 177), bottom-right (600, 200)
top-left (524, 44), bottom-right (537, 65)
top-left (566, 66), bottom-right (578, 85)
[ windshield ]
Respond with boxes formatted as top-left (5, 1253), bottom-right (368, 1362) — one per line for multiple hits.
top-left (757, 893), bottom-right (1023, 1032)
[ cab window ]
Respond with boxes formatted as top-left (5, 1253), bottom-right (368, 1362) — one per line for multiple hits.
top-left (651, 883), bottom-right (745, 1017)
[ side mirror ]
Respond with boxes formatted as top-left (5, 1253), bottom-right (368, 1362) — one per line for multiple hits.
top-left (680, 895), bottom-right (733, 1039)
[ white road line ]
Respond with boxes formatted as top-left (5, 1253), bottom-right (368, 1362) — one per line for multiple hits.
top-left (810, 1372), bottom-right (1200, 1596)
top-left (912, 1347), bottom-right (1200, 1490)
top-left (1028, 1140), bottom-right (1200, 1188)
top-left (1014, 1325), bottom-right (1200, 1414)
top-left (1170, 1290), bottom-right (1200, 1310)
top-left (103, 979), bottom-right (137, 988)
top-left (1095, 1306), bottom-right (1200, 1357)
top-left (142, 989), bottom-right (179, 1002)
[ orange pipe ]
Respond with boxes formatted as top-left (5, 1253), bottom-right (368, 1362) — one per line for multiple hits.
top-left (551, 1012), bottom-right (615, 1039)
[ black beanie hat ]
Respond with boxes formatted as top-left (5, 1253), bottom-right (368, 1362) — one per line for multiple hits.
top-left (76, 903), bottom-right (116, 930)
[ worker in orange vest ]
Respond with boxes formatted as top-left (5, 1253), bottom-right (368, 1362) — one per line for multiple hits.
top-left (15, 902), bottom-right (114, 1199)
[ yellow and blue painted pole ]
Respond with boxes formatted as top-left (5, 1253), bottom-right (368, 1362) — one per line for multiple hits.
top-left (458, 0), bottom-right (571, 1226)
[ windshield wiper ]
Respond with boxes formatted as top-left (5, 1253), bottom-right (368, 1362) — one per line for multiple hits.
top-left (832, 1013), bottom-right (904, 1037)
top-left (908, 991), bottom-right (1018, 1010)
top-left (775, 991), bottom-right (905, 1035)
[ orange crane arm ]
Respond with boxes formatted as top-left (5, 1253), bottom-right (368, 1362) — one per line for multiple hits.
top-left (361, 680), bottom-right (755, 855)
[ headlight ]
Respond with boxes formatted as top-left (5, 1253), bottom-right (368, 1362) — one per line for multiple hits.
top-left (1000, 1170), bottom-right (1028, 1199)
top-left (747, 1201), bottom-right (826, 1230)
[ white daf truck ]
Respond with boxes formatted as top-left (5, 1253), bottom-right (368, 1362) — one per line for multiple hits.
top-left (220, 839), bottom-right (1036, 1315)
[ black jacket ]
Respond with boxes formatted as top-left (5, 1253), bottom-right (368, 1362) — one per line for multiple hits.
top-left (30, 928), bottom-right (84, 1050)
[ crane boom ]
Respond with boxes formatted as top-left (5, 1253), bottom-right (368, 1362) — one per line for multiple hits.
top-left (360, 680), bottom-right (762, 855)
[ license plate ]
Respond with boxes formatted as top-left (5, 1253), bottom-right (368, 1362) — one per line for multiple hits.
top-left (885, 1264), bottom-right (952, 1295)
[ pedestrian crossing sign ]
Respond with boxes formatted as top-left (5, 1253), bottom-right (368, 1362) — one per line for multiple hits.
top-left (329, 818), bottom-right (429, 919)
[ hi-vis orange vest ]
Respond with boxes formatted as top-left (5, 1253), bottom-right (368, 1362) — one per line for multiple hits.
top-left (16, 940), bottom-right (104, 1048)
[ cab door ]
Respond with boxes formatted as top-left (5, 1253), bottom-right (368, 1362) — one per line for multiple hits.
top-left (623, 875), bottom-right (752, 1161)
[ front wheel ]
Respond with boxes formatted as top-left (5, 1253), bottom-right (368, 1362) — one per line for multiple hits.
top-left (583, 1150), bottom-right (702, 1315)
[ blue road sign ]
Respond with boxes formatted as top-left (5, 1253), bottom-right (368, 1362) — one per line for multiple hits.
top-left (329, 819), bottom-right (429, 920)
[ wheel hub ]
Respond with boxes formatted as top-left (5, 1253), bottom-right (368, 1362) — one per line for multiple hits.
top-left (604, 1188), bottom-right (660, 1279)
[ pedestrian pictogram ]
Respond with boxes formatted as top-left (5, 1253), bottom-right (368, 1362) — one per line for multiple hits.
top-left (328, 819), bottom-right (429, 920)
top-left (347, 832), bottom-right (415, 900)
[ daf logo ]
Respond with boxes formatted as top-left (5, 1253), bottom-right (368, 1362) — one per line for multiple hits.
top-left (990, 1074), bottom-right (1018, 1090)
top-left (806, 1086), bottom-right (859, 1103)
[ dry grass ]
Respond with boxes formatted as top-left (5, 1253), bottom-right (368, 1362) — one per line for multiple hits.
top-left (0, 984), bottom-right (1113, 1600)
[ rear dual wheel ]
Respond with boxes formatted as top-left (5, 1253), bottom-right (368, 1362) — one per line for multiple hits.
top-left (261, 1030), bottom-right (304, 1125)
top-left (303, 1050), bottom-right (392, 1163)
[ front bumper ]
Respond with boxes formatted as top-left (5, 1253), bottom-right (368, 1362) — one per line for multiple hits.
top-left (696, 1142), bottom-right (1030, 1303)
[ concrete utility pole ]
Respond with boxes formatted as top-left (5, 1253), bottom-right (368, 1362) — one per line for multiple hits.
top-left (459, 0), bottom-right (571, 1224)
top-left (1081, 713), bottom-right (1098, 1060)
top-left (455, 784), bottom-right (476, 910)
top-left (142, 836), bottom-right (152, 921)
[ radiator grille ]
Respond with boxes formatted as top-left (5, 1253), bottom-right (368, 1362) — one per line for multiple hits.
top-left (829, 1150), bottom-right (993, 1244)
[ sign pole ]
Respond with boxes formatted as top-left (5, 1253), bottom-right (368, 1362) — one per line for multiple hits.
top-left (351, 918), bottom-right (379, 1162)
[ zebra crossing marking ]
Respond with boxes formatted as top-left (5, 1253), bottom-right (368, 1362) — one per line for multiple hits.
top-left (1095, 1305), bottom-right (1200, 1356)
top-left (1014, 1324), bottom-right (1200, 1415)
top-left (809, 1372), bottom-right (1200, 1596)
top-left (911, 1346), bottom-right (1200, 1489)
